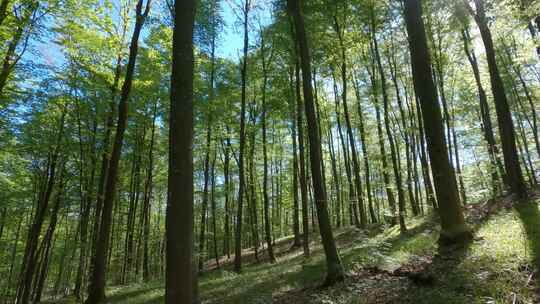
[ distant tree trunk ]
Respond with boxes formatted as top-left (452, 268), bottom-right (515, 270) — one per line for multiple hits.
top-left (142, 99), bottom-right (158, 281)
top-left (331, 70), bottom-right (355, 227)
top-left (247, 111), bottom-right (260, 262)
top-left (371, 18), bottom-right (406, 232)
top-left (122, 134), bottom-right (144, 283)
top-left (451, 108), bottom-right (467, 205)
top-left (516, 118), bottom-right (537, 185)
top-left (85, 1), bottom-right (150, 302)
top-left (366, 55), bottom-right (398, 224)
top-left (295, 59), bottom-right (310, 257)
top-left (290, 68), bottom-right (302, 247)
top-left (74, 107), bottom-right (98, 299)
top-left (234, 0), bottom-right (250, 273)
top-left (17, 104), bottom-right (66, 304)
top-left (221, 135), bottom-right (232, 258)
top-left (501, 41), bottom-right (540, 160)
top-left (333, 14), bottom-right (366, 228)
top-left (326, 117), bottom-right (343, 226)
top-left (210, 149), bottom-right (220, 268)
top-left (464, 0), bottom-right (527, 197)
top-left (33, 172), bottom-right (65, 303)
top-left (387, 47), bottom-right (420, 216)
top-left (351, 74), bottom-right (376, 223)
top-left (6, 213), bottom-right (22, 300)
top-left (166, 0), bottom-right (195, 302)
top-left (198, 123), bottom-right (212, 272)
top-left (461, 26), bottom-right (505, 194)
top-left (288, 0), bottom-right (344, 286)
top-left (414, 95), bottom-right (438, 210)
top-left (261, 31), bottom-right (276, 263)
top-left (403, 0), bottom-right (471, 245)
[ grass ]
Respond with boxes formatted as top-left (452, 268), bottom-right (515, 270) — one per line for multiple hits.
top-left (45, 194), bottom-right (540, 304)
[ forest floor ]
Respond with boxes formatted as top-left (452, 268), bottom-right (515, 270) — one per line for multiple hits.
top-left (48, 190), bottom-right (540, 304)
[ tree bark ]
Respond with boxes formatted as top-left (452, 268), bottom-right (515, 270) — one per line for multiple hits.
top-left (261, 30), bottom-right (276, 263)
top-left (85, 1), bottom-right (150, 302)
top-left (288, 0), bottom-right (344, 285)
top-left (464, 0), bottom-right (527, 197)
top-left (461, 26), bottom-right (505, 194)
top-left (333, 13), bottom-right (366, 228)
top-left (234, 0), bottom-right (250, 273)
top-left (166, 0), bottom-right (195, 302)
top-left (403, 0), bottom-right (471, 245)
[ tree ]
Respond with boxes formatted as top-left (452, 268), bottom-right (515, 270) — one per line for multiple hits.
top-left (165, 0), bottom-right (196, 302)
top-left (462, 0), bottom-right (527, 197)
top-left (85, 1), bottom-right (151, 302)
top-left (402, 0), bottom-right (471, 245)
top-left (234, 0), bottom-right (250, 273)
top-left (288, 0), bottom-right (344, 285)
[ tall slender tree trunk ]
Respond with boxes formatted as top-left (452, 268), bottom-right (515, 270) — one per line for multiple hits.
top-left (198, 123), bottom-right (212, 272)
top-left (85, 2), bottom-right (150, 302)
top-left (17, 104), bottom-right (66, 304)
top-left (464, 0), bottom-right (527, 197)
top-left (461, 26), bottom-right (505, 194)
top-left (403, 0), bottom-right (471, 245)
top-left (295, 59), bottom-right (310, 257)
top-left (222, 135), bottom-right (232, 258)
top-left (234, 0), bottom-right (250, 273)
top-left (371, 20), bottom-right (406, 232)
top-left (333, 15), bottom-right (366, 228)
top-left (142, 99), bottom-right (158, 281)
top-left (290, 68), bottom-right (302, 247)
top-left (210, 149), bottom-right (220, 268)
top-left (288, 0), bottom-right (344, 285)
top-left (261, 31), bottom-right (276, 262)
top-left (331, 70), bottom-right (355, 227)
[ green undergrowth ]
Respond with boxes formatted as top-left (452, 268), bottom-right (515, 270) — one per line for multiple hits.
top-left (45, 195), bottom-right (540, 304)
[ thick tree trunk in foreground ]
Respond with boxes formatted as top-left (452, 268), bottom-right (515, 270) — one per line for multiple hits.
top-left (166, 0), bottom-right (195, 302)
top-left (403, 0), bottom-right (471, 245)
top-left (288, 0), bottom-right (344, 285)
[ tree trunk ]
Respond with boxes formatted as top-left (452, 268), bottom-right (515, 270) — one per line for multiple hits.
top-left (403, 0), bottom-right (471, 245)
top-left (371, 19), bottom-right (406, 232)
top-left (288, 0), bottom-right (344, 286)
top-left (234, 0), bottom-right (250, 273)
top-left (261, 31), bottom-right (276, 263)
top-left (290, 67), bottom-right (302, 247)
top-left (333, 15), bottom-right (366, 228)
top-left (295, 59), bottom-right (310, 257)
top-left (464, 0), bottom-right (527, 197)
top-left (85, 2), bottom-right (150, 302)
top-left (461, 27), bottom-right (505, 194)
top-left (166, 0), bottom-right (195, 302)
top-left (142, 99), bottom-right (158, 281)
top-left (331, 70), bottom-right (355, 227)
top-left (17, 105), bottom-right (66, 304)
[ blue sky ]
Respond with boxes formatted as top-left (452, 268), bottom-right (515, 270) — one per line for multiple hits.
top-left (216, 0), bottom-right (274, 60)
